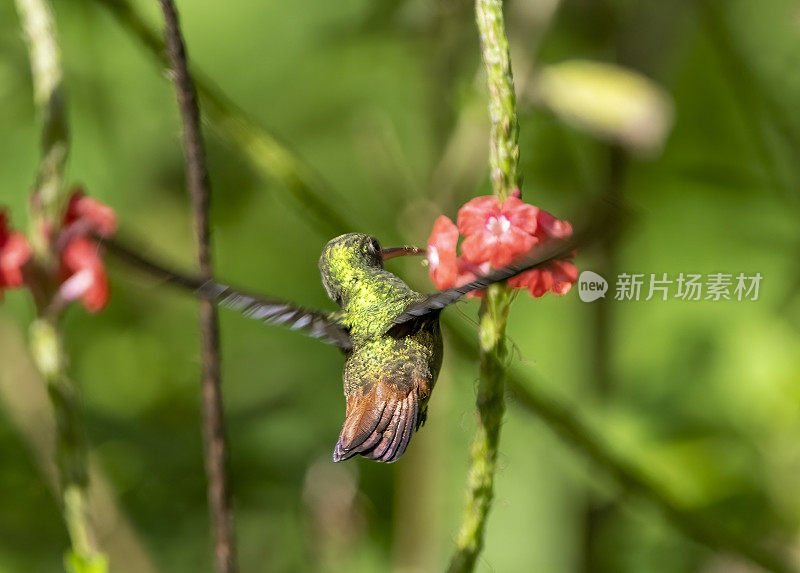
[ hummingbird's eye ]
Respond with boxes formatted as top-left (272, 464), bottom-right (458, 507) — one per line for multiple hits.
top-left (369, 239), bottom-right (380, 255)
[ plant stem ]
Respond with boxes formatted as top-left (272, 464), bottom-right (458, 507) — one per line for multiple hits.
top-left (15, 1), bottom-right (107, 571)
top-left (29, 319), bottom-right (108, 573)
top-left (15, 0), bottom-right (69, 263)
top-left (156, 1), bottom-right (237, 571)
top-left (583, 145), bottom-right (628, 572)
top-left (447, 287), bottom-right (513, 573)
top-left (448, 1), bottom-right (520, 571)
top-left (477, 0), bottom-right (520, 199)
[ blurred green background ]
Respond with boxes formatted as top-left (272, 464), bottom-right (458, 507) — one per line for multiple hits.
top-left (2, 0), bottom-right (800, 571)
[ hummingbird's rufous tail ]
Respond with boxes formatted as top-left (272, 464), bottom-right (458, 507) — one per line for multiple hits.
top-left (333, 382), bottom-right (421, 463)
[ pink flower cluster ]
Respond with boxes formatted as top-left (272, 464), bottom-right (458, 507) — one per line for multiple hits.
top-left (58, 190), bottom-right (118, 312)
top-left (0, 188), bottom-right (117, 312)
top-left (427, 191), bottom-right (577, 297)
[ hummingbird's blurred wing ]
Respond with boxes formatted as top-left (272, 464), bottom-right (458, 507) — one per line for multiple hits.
top-left (333, 381), bottom-right (423, 463)
top-left (100, 237), bottom-right (353, 349)
top-left (199, 282), bottom-right (353, 350)
top-left (386, 236), bottom-right (575, 337)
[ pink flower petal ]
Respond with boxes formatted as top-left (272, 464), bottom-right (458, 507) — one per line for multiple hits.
top-left (491, 227), bottom-right (537, 268)
top-left (64, 189), bottom-right (118, 237)
top-left (62, 238), bottom-right (102, 272)
top-left (456, 196), bottom-right (499, 236)
top-left (0, 210), bottom-right (32, 290)
top-left (501, 196), bottom-right (538, 236)
top-left (536, 210), bottom-right (573, 241)
top-left (0, 232), bottom-right (31, 288)
top-left (530, 269), bottom-right (554, 298)
top-left (59, 268), bottom-right (95, 302)
top-left (428, 215), bottom-right (458, 252)
top-left (460, 230), bottom-right (495, 265)
top-left (80, 267), bottom-right (109, 313)
top-left (507, 268), bottom-right (534, 289)
top-left (550, 260), bottom-right (578, 294)
top-left (427, 216), bottom-right (459, 289)
top-left (61, 238), bottom-right (110, 312)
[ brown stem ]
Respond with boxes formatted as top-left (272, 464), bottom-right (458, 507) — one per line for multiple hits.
top-left (583, 144), bottom-right (627, 572)
top-left (157, 1), bottom-right (236, 571)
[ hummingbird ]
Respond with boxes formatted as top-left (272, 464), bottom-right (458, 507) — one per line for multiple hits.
top-left (103, 230), bottom-right (580, 462)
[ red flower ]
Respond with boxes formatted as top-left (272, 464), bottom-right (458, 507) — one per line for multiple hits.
top-left (0, 189), bottom-right (116, 312)
top-left (0, 210), bottom-right (32, 294)
top-left (426, 216), bottom-right (487, 295)
top-left (509, 260), bottom-right (578, 297)
top-left (63, 189), bottom-right (118, 238)
top-left (56, 189), bottom-right (117, 312)
top-left (426, 193), bottom-right (577, 299)
top-left (427, 216), bottom-right (459, 290)
top-left (535, 209), bottom-right (572, 241)
top-left (458, 195), bottom-right (539, 268)
top-left (59, 238), bottom-right (109, 313)
top-left (507, 209), bottom-right (577, 297)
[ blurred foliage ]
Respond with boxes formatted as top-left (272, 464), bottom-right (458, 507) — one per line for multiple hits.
top-left (1, 0), bottom-right (800, 572)
top-left (532, 59), bottom-right (674, 153)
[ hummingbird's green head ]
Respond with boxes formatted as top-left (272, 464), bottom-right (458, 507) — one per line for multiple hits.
top-left (319, 233), bottom-right (426, 306)
top-left (319, 233), bottom-right (384, 305)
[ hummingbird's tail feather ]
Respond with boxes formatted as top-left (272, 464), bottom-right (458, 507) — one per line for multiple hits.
top-left (333, 382), bottom-right (420, 463)
top-left (333, 394), bottom-right (392, 462)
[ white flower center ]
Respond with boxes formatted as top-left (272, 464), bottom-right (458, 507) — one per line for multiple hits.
top-left (59, 269), bottom-right (94, 301)
top-left (428, 246), bottom-right (440, 267)
top-left (486, 215), bottom-right (511, 237)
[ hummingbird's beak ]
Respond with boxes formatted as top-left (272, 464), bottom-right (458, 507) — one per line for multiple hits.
top-left (381, 246), bottom-right (426, 260)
